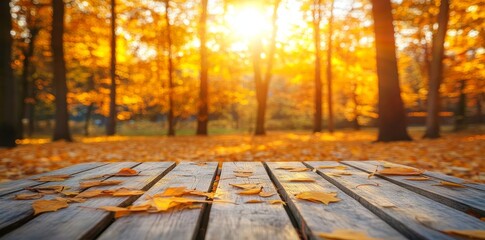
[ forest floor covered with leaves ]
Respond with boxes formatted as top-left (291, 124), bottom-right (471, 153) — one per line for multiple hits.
top-left (1, 128), bottom-right (484, 183)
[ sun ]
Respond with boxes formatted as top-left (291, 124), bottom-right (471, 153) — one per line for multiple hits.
top-left (226, 5), bottom-right (271, 39)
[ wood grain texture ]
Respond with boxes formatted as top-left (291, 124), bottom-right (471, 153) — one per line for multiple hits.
top-left (0, 162), bottom-right (138, 235)
top-left (98, 162), bottom-right (218, 240)
top-left (0, 162), bottom-right (106, 197)
top-left (265, 162), bottom-right (404, 240)
top-left (343, 160), bottom-right (485, 217)
top-left (1, 162), bottom-right (175, 240)
top-left (205, 162), bottom-right (299, 240)
top-left (306, 161), bottom-right (485, 240)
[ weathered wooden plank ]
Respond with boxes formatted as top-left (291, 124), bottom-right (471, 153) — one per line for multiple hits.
top-left (306, 161), bottom-right (485, 240)
top-left (0, 162), bottom-right (139, 235)
top-left (0, 162), bottom-right (106, 197)
top-left (205, 162), bottom-right (299, 240)
top-left (1, 162), bottom-right (175, 240)
top-left (265, 162), bottom-right (404, 240)
top-left (98, 162), bottom-right (218, 240)
top-left (343, 160), bottom-right (485, 217)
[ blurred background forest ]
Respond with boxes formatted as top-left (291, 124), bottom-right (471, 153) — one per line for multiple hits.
top-left (0, 0), bottom-right (482, 141)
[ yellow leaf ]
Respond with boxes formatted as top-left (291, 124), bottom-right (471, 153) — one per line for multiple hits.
top-left (405, 177), bottom-right (430, 181)
top-left (238, 187), bottom-right (262, 195)
top-left (234, 169), bottom-right (253, 173)
top-left (318, 229), bottom-right (381, 240)
top-left (128, 204), bottom-right (151, 212)
top-left (156, 187), bottom-right (188, 197)
top-left (245, 199), bottom-right (263, 203)
top-left (79, 180), bottom-right (123, 189)
top-left (276, 166), bottom-right (297, 170)
top-left (111, 188), bottom-right (145, 196)
top-left (434, 181), bottom-right (466, 188)
top-left (259, 191), bottom-right (276, 198)
top-left (234, 172), bottom-right (253, 178)
top-left (377, 167), bottom-right (423, 176)
top-left (32, 199), bottom-right (69, 215)
top-left (15, 193), bottom-right (43, 200)
top-left (317, 166), bottom-right (347, 170)
top-left (443, 229), bottom-right (485, 239)
top-left (229, 183), bottom-right (262, 189)
top-left (268, 200), bottom-right (285, 205)
top-left (289, 168), bottom-right (310, 172)
top-left (98, 206), bottom-right (131, 218)
top-left (76, 190), bottom-right (105, 198)
top-left (295, 191), bottom-right (340, 205)
top-left (288, 177), bottom-right (315, 182)
top-left (186, 190), bottom-right (214, 199)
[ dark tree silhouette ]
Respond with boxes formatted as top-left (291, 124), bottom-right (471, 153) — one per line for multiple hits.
top-left (312, 0), bottom-right (323, 133)
top-left (0, 0), bottom-right (17, 147)
top-left (165, 0), bottom-right (175, 136)
top-left (52, 0), bottom-right (72, 141)
top-left (371, 0), bottom-right (411, 142)
top-left (423, 0), bottom-right (450, 139)
top-left (196, 0), bottom-right (209, 136)
top-left (326, 0), bottom-right (335, 133)
top-left (106, 0), bottom-right (117, 136)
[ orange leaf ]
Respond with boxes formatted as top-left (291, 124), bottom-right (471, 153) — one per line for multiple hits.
top-left (318, 229), bottom-right (381, 240)
top-left (268, 200), bottom-right (285, 205)
top-left (26, 185), bottom-right (67, 194)
top-left (443, 229), bottom-right (485, 239)
top-left (259, 191), bottom-right (276, 198)
top-left (111, 188), bottom-right (145, 196)
top-left (289, 168), bottom-right (310, 172)
top-left (295, 191), bottom-right (340, 205)
top-left (32, 199), bottom-right (68, 215)
top-left (377, 167), bottom-right (423, 176)
top-left (288, 177), bottom-right (315, 182)
top-left (34, 174), bottom-right (71, 182)
top-left (98, 206), bottom-right (131, 218)
top-left (317, 165), bottom-right (347, 170)
top-left (15, 193), bottom-right (43, 200)
top-left (245, 199), bottom-right (263, 203)
top-left (76, 190), bottom-right (105, 198)
top-left (156, 187), bottom-right (188, 197)
top-left (229, 183), bottom-right (262, 189)
top-left (114, 168), bottom-right (138, 176)
top-left (434, 181), bottom-right (466, 188)
top-left (238, 187), bottom-right (262, 195)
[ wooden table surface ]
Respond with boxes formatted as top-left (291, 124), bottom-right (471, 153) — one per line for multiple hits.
top-left (0, 161), bottom-right (483, 240)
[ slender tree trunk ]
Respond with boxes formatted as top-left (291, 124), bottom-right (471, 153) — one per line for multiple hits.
top-left (477, 94), bottom-right (483, 123)
top-left (106, 0), bottom-right (117, 136)
top-left (454, 80), bottom-right (466, 131)
top-left (85, 74), bottom-right (95, 136)
top-left (326, 0), bottom-right (335, 133)
top-left (0, 0), bottom-right (17, 147)
top-left (196, 0), bottom-right (209, 135)
top-left (254, 0), bottom-right (281, 136)
top-left (52, 0), bottom-right (72, 142)
top-left (423, 0), bottom-right (449, 139)
top-left (352, 83), bottom-right (360, 130)
top-left (26, 75), bottom-right (36, 137)
top-left (371, 0), bottom-right (411, 142)
top-left (165, 0), bottom-right (175, 136)
top-left (312, 0), bottom-right (322, 133)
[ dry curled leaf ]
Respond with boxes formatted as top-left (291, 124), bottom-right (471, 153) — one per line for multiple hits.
top-left (32, 199), bottom-right (69, 215)
top-left (186, 190), bottom-right (215, 199)
top-left (317, 165), bottom-right (347, 170)
top-left (288, 177), bottom-right (315, 182)
top-left (15, 193), bottom-right (43, 200)
top-left (229, 183), bottom-right (262, 189)
top-left (405, 176), bottom-right (430, 181)
top-left (234, 172), bottom-right (253, 178)
top-left (34, 174), bottom-right (70, 182)
top-left (295, 191), bottom-right (340, 205)
top-left (61, 191), bottom-right (80, 197)
top-left (289, 168), bottom-right (310, 172)
top-left (55, 197), bottom-right (86, 203)
top-left (76, 189), bottom-right (105, 198)
top-left (259, 191), bottom-right (276, 198)
top-left (238, 187), bottom-right (262, 195)
top-left (268, 200), bottom-right (285, 205)
top-left (79, 180), bottom-right (123, 189)
top-left (318, 229), bottom-right (381, 240)
top-left (245, 199), bottom-right (264, 204)
top-left (156, 187), bottom-right (188, 197)
top-left (377, 167), bottom-right (424, 176)
top-left (25, 185), bottom-right (68, 194)
top-left (114, 168), bottom-right (138, 176)
top-left (98, 206), bottom-right (131, 218)
top-left (434, 181), bottom-right (466, 188)
top-left (442, 229), bottom-right (485, 239)
top-left (110, 188), bottom-right (145, 196)
top-left (275, 166), bottom-right (297, 170)
top-left (233, 169), bottom-right (253, 174)
top-left (354, 183), bottom-right (380, 189)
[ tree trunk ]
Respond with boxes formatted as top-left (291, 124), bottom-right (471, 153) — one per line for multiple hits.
top-left (52, 0), bottom-right (72, 142)
top-left (165, 0), bottom-right (175, 136)
top-left (326, 0), bottom-right (335, 133)
top-left (254, 0), bottom-right (281, 136)
top-left (106, 0), bottom-right (117, 136)
top-left (26, 74), bottom-right (36, 137)
top-left (0, 0), bottom-right (17, 147)
top-left (196, 0), bottom-right (209, 136)
top-left (352, 83), bottom-right (360, 131)
top-left (312, 0), bottom-right (322, 133)
top-left (454, 80), bottom-right (466, 131)
top-left (423, 0), bottom-right (449, 139)
top-left (371, 0), bottom-right (411, 142)
top-left (477, 94), bottom-right (483, 123)
top-left (85, 74), bottom-right (95, 136)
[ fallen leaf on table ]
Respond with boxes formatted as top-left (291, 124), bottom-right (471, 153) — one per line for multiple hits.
top-left (153, 197), bottom-right (212, 211)
top-left (110, 188), bottom-right (145, 196)
top-left (128, 204), bottom-right (151, 212)
top-left (377, 167), bottom-right (424, 176)
top-left (15, 193), bottom-right (43, 200)
top-left (288, 177), bottom-right (315, 182)
top-left (276, 166), bottom-right (297, 170)
top-left (442, 229), bottom-right (485, 239)
top-left (295, 191), bottom-right (340, 205)
top-left (76, 189), bottom-right (105, 198)
top-left (98, 206), bottom-right (131, 218)
top-left (405, 176), bottom-right (430, 181)
top-left (259, 191), bottom-right (276, 197)
top-left (25, 185), bottom-right (67, 194)
top-left (114, 168), bottom-right (138, 176)
top-left (289, 168), bottom-right (310, 172)
top-left (79, 180), bottom-right (123, 189)
top-left (33, 174), bottom-right (70, 182)
top-left (234, 172), bottom-right (253, 178)
top-left (434, 181), bottom-right (466, 188)
top-left (60, 191), bottom-right (80, 197)
top-left (229, 183), bottom-right (262, 189)
top-left (234, 169), bottom-right (253, 174)
top-left (238, 187), bottom-right (262, 195)
top-left (317, 165), bottom-right (347, 170)
top-left (155, 187), bottom-right (188, 197)
top-left (186, 190), bottom-right (214, 199)
top-left (245, 199), bottom-right (263, 203)
top-left (32, 199), bottom-right (69, 215)
top-left (55, 197), bottom-right (86, 203)
top-left (318, 229), bottom-right (381, 240)
top-left (268, 200), bottom-right (285, 205)
top-left (354, 183), bottom-right (379, 189)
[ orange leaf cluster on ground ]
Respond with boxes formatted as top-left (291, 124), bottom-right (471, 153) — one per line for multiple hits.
top-left (0, 130), bottom-right (483, 183)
